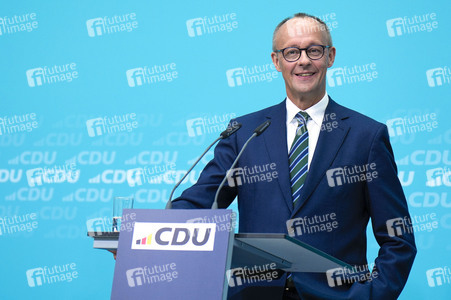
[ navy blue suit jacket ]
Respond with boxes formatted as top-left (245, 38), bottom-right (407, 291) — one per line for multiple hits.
top-left (172, 98), bottom-right (416, 299)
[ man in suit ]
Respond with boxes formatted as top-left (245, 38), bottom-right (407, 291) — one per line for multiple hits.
top-left (172, 13), bottom-right (416, 299)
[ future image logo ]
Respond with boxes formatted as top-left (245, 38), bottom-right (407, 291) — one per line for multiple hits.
top-left (426, 267), bottom-right (451, 287)
top-left (326, 264), bottom-right (377, 288)
top-left (85, 114), bottom-right (138, 137)
top-left (126, 64), bottom-right (178, 87)
top-left (226, 68), bottom-right (244, 87)
top-left (386, 13), bottom-right (438, 37)
top-left (26, 68), bottom-right (44, 87)
top-left (286, 213), bottom-right (338, 237)
top-left (327, 63), bottom-right (378, 87)
top-left (186, 114), bottom-right (236, 137)
top-left (126, 268), bottom-right (145, 287)
top-left (26, 63), bottom-right (79, 87)
top-left (226, 164), bottom-right (278, 187)
top-left (426, 167), bottom-right (451, 187)
top-left (126, 263), bottom-right (178, 287)
top-left (86, 118), bottom-right (104, 137)
top-left (226, 64), bottom-right (278, 87)
top-left (386, 217), bottom-right (414, 237)
top-left (326, 163), bottom-right (378, 187)
top-left (386, 113), bottom-right (438, 137)
top-left (0, 113), bottom-right (38, 136)
top-left (226, 263), bottom-right (279, 287)
top-left (86, 13), bottom-right (138, 37)
top-left (0, 13), bottom-right (38, 36)
top-left (0, 213), bottom-right (38, 236)
top-left (26, 263), bottom-right (78, 287)
top-left (426, 67), bottom-right (451, 87)
top-left (186, 212), bottom-right (236, 233)
top-left (126, 68), bottom-right (144, 87)
top-left (86, 217), bottom-right (111, 233)
top-left (26, 268), bottom-right (45, 287)
top-left (186, 13), bottom-right (238, 37)
top-left (25, 163), bottom-right (79, 187)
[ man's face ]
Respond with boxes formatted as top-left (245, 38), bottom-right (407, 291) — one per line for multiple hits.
top-left (271, 18), bottom-right (336, 102)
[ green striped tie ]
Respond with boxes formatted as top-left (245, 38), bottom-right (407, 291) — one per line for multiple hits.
top-left (289, 112), bottom-right (310, 207)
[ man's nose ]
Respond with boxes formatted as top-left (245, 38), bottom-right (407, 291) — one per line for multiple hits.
top-left (297, 50), bottom-right (311, 65)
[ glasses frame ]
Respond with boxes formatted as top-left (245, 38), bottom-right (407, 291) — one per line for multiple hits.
top-left (275, 45), bottom-right (331, 62)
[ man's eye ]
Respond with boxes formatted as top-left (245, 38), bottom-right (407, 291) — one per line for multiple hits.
top-left (286, 49), bottom-right (299, 55)
top-left (308, 48), bottom-right (321, 54)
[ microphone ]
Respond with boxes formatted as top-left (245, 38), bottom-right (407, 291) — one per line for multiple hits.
top-left (165, 122), bottom-right (241, 209)
top-left (211, 120), bottom-right (271, 209)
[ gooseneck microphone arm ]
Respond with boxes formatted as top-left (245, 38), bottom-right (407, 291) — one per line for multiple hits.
top-left (165, 123), bottom-right (241, 209)
top-left (211, 120), bottom-right (271, 209)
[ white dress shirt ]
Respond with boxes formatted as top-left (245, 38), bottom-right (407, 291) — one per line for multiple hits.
top-left (286, 93), bottom-right (329, 170)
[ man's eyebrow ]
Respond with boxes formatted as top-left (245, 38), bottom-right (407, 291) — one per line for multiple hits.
top-left (284, 43), bottom-right (320, 48)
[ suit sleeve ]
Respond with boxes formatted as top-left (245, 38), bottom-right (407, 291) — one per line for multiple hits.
top-left (170, 124), bottom-right (239, 209)
top-left (364, 124), bottom-right (417, 299)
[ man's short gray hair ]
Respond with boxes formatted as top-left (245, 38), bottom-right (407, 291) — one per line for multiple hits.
top-left (272, 13), bottom-right (333, 51)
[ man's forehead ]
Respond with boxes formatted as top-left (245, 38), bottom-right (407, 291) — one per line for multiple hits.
top-left (282, 17), bottom-right (326, 38)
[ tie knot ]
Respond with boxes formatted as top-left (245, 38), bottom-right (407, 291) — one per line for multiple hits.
top-left (295, 111), bottom-right (309, 124)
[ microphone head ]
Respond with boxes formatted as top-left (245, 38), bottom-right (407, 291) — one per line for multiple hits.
top-left (254, 120), bottom-right (271, 136)
top-left (220, 122), bottom-right (242, 139)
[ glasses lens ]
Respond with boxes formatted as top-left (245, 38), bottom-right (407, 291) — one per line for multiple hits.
top-left (283, 48), bottom-right (301, 62)
top-left (307, 46), bottom-right (324, 59)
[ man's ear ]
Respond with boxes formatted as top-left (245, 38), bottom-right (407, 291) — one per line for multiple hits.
top-left (271, 52), bottom-right (282, 72)
top-left (327, 46), bottom-right (336, 68)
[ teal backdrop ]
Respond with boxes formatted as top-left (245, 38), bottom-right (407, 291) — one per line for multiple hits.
top-left (1, 0), bottom-right (450, 299)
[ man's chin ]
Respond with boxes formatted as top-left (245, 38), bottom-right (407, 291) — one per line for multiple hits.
top-left (288, 88), bottom-right (324, 102)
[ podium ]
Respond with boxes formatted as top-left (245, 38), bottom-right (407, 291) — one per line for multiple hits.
top-left (88, 209), bottom-right (351, 299)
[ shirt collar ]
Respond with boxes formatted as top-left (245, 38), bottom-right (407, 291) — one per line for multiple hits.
top-left (286, 92), bottom-right (329, 126)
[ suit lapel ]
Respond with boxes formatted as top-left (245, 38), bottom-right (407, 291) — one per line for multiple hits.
top-left (263, 100), bottom-right (294, 211)
top-left (292, 99), bottom-right (350, 215)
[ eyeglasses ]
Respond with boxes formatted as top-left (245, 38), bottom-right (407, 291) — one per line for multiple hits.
top-left (275, 45), bottom-right (330, 62)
